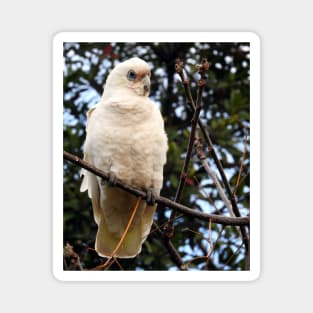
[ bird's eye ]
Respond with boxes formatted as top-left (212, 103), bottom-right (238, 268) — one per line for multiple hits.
top-left (127, 70), bottom-right (137, 81)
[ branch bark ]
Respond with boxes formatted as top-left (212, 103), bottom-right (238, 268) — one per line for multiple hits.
top-left (174, 59), bottom-right (250, 259)
top-left (166, 59), bottom-right (210, 236)
top-left (175, 59), bottom-right (240, 214)
top-left (194, 133), bottom-right (234, 216)
top-left (152, 222), bottom-right (187, 270)
top-left (63, 150), bottom-right (249, 227)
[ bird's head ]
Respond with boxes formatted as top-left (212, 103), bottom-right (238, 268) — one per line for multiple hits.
top-left (105, 57), bottom-right (151, 97)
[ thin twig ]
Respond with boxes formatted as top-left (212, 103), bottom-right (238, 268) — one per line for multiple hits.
top-left (193, 175), bottom-right (219, 212)
top-left (152, 222), bottom-right (187, 270)
top-left (207, 218), bottom-right (213, 256)
top-left (175, 59), bottom-right (240, 216)
top-left (194, 123), bottom-right (245, 246)
top-left (195, 128), bottom-right (249, 253)
top-left (195, 134), bottom-right (234, 216)
top-left (113, 257), bottom-right (124, 271)
top-left (204, 225), bottom-right (225, 270)
top-left (166, 59), bottom-right (209, 237)
top-left (193, 127), bottom-right (250, 268)
top-left (149, 213), bottom-right (184, 236)
top-left (233, 130), bottom-right (248, 196)
top-left (203, 163), bottom-right (233, 214)
top-left (174, 59), bottom-right (250, 259)
top-left (234, 171), bottom-right (250, 195)
top-left (223, 242), bottom-right (245, 269)
top-left (63, 151), bottom-right (249, 227)
top-left (182, 223), bottom-right (224, 269)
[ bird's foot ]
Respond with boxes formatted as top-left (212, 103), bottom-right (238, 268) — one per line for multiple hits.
top-left (146, 188), bottom-right (157, 206)
top-left (101, 172), bottom-right (117, 187)
top-left (108, 172), bottom-right (117, 187)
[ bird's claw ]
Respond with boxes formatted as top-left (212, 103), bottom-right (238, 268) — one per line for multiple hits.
top-left (146, 188), bottom-right (157, 206)
top-left (108, 172), bottom-right (117, 187)
top-left (100, 172), bottom-right (117, 187)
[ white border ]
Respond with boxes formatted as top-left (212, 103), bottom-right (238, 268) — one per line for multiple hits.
top-left (53, 32), bottom-right (260, 281)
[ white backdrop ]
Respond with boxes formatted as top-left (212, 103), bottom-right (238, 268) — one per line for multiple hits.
top-left (0, 1), bottom-right (312, 312)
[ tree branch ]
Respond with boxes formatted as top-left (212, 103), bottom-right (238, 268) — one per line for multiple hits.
top-left (175, 59), bottom-right (240, 215)
top-left (166, 59), bottom-right (210, 236)
top-left (194, 133), bottom-right (234, 216)
top-left (174, 59), bottom-right (250, 260)
top-left (63, 150), bottom-right (249, 227)
top-left (152, 222), bottom-right (187, 270)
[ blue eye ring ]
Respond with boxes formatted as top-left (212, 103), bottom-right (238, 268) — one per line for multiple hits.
top-left (127, 70), bottom-right (137, 81)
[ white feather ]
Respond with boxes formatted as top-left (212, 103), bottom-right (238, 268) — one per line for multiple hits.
top-left (81, 58), bottom-right (168, 258)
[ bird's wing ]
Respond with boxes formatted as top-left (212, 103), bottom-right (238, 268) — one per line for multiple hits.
top-left (80, 105), bottom-right (97, 196)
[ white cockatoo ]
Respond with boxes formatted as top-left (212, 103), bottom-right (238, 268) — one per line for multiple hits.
top-left (80, 57), bottom-right (168, 258)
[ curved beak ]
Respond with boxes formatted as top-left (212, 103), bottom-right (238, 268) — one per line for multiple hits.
top-left (142, 75), bottom-right (150, 96)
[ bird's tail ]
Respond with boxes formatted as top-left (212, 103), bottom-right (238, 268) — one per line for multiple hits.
top-left (98, 187), bottom-right (156, 258)
top-left (95, 199), bottom-right (155, 258)
top-left (81, 171), bottom-right (156, 258)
